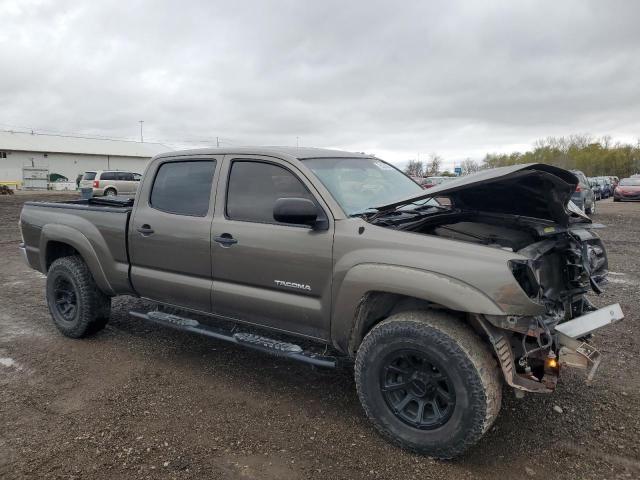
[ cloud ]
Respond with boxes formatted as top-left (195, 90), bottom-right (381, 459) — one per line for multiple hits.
top-left (1, 0), bottom-right (639, 167)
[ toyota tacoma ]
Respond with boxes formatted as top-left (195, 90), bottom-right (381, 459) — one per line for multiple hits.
top-left (19, 147), bottom-right (622, 458)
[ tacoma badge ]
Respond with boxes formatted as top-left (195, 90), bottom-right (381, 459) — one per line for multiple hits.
top-left (274, 280), bottom-right (311, 291)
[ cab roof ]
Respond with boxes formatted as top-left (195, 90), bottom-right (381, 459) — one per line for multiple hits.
top-left (155, 146), bottom-right (373, 161)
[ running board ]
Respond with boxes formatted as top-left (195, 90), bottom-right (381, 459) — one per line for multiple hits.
top-left (129, 311), bottom-right (336, 368)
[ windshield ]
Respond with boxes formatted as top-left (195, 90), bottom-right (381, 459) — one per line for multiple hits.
top-left (620, 178), bottom-right (640, 186)
top-left (302, 157), bottom-right (424, 215)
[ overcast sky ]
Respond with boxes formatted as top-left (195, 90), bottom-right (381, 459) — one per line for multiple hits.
top-left (1, 0), bottom-right (639, 169)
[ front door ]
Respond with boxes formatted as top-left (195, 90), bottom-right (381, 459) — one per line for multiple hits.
top-left (211, 156), bottom-right (334, 340)
top-left (129, 157), bottom-right (220, 312)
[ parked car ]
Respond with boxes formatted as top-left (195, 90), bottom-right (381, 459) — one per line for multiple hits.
top-left (19, 150), bottom-right (619, 458)
top-left (80, 170), bottom-right (142, 196)
top-left (569, 169), bottom-right (596, 214)
top-left (588, 177), bottom-right (603, 200)
top-left (596, 176), bottom-right (612, 198)
top-left (423, 176), bottom-right (457, 188)
top-left (409, 176), bottom-right (429, 188)
top-left (613, 177), bottom-right (640, 201)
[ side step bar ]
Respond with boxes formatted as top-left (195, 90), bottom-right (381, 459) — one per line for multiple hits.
top-left (130, 310), bottom-right (336, 368)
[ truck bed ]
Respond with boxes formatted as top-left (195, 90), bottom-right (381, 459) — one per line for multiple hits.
top-left (20, 197), bottom-right (135, 296)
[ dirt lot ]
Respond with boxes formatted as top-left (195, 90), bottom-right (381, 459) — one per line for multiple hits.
top-left (1, 192), bottom-right (639, 480)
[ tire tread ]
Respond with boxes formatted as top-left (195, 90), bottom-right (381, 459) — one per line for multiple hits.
top-left (354, 310), bottom-right (502, 459)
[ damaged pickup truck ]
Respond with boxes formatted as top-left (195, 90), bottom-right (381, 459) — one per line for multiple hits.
top-left (19, 147), bottom-right (623, 458)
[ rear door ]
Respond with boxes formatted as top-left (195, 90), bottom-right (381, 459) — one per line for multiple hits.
top-left (210, 156), bottom-right (334, 339)
top-left (128, 157), bottom-right (220, 312)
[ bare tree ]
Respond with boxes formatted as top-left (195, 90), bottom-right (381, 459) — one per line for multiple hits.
top-left (461, 158), bottom-right (480, 175)
top-left (427, 154), bottom-right (442, 175)
top-left (404, 160), bottom-right (424, 177)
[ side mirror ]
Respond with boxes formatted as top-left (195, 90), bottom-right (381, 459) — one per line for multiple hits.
top-left (273, 197), bottom-right (321, 227)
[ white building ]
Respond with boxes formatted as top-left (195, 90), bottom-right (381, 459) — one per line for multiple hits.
top-left (0, 130), bottom-right (170, 187)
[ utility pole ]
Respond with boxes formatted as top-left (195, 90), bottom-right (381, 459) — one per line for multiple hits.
top-left (296, 136), bottom-right (299, 148)
top-left (139, 120), bottom-right (144, 142)
top-left (216, 136), bottom-right (220, 148)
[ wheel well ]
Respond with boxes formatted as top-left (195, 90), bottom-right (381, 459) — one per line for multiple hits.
top-left (104, 187), bottom-right (117, 194)
top-left (348, 291), bottom-right (494, 362)
top-left (46, 241), bottom-right (78, 271)
top-left (348, 292), bottom-right (453, 356)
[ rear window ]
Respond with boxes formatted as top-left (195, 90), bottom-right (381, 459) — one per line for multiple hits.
top-left (150, 160), bottom-right (216, 216)
top-left (117, 172), bottom-right (134, 181)
top-left (83, 172), bottom-right (96, 181)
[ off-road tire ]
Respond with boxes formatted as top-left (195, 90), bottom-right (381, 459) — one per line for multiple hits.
top-left (104, 188), bottom-right (117, 196)
top-left (354, 310), bottom-right (502, 459)
top-left (46, 255), bottom-right (111, 338)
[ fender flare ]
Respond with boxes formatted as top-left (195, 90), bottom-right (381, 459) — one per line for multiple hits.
top-left (331, 263), bottom-right (506, 353)
top-left (39, 224), bottom-right (115, 295)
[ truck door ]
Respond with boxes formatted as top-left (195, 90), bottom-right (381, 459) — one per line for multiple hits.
top-left (128, 157), bottom-right (220, 312)
top-left (211, 156), bottom-right (334, 340)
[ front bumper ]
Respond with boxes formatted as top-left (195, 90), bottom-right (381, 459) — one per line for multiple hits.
top-left (555, 303), bottom-right (624, 382)
top-left (615, 193), bottom-right (640, 201)
top-left (479, 303), bottom-right (624, 394)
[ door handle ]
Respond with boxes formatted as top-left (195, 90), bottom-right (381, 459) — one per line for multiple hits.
top-left (137, 224), bottom-right (154, 236)
top-left (214, 233), bottom-right (237, 246)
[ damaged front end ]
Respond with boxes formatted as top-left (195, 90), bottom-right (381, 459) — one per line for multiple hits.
top-left (371, 163), bottom-right (624, 394)
top-left (479, 225), bottom-right (623, 394)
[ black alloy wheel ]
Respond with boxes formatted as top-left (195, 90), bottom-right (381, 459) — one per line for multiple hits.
top-left (53, 276), bottom-right (78, 323)
top-left (380, 349), bottom-right (455, 429)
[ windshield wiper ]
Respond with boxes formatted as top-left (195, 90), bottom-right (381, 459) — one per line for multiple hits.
top-left (349, 208), bottom-right (378, 218)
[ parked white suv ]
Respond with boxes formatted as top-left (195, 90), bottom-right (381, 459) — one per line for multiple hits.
top-left (80, 170), bottom-right (142, 196)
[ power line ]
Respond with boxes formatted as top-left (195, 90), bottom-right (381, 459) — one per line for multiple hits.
top-left (0, 125), bottom-right (243, 148)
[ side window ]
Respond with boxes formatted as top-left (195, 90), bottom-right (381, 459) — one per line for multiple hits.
top-left (101, 172), bottom-right (116, 181)
top-left (150, 160), bottom-right (216, 216)
top-left (226, 160), bottom-right (316, 224)
top-left (133, 173), bottom-right (142, 182)
top-left (117, 172), bottom-right (134, 181)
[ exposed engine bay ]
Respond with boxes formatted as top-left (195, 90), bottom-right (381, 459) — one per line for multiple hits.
top-left (374, 208), bottom-right (609, 311)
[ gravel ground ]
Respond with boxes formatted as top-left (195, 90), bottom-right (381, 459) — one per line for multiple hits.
top-left (1, 192), bottom-right (639, 480)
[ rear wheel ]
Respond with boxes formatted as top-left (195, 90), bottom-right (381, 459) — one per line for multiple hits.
top-left (354, 310), bottom-right (502, 459)
top-left (46, 256), bottom-right (111, 338)
top-left (104, 188), bottom-right (117, 196)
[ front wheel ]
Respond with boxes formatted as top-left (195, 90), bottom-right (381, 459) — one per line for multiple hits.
top-left (46, 256), bottom-right (111, 338)
top-left (354, 310), bottom-right (502, 459)
top-left (586, 197), bottom-right (596, 214)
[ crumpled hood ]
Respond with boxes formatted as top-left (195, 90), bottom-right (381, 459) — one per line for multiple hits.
top-left (378, 163), bottom-right (583, 226)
